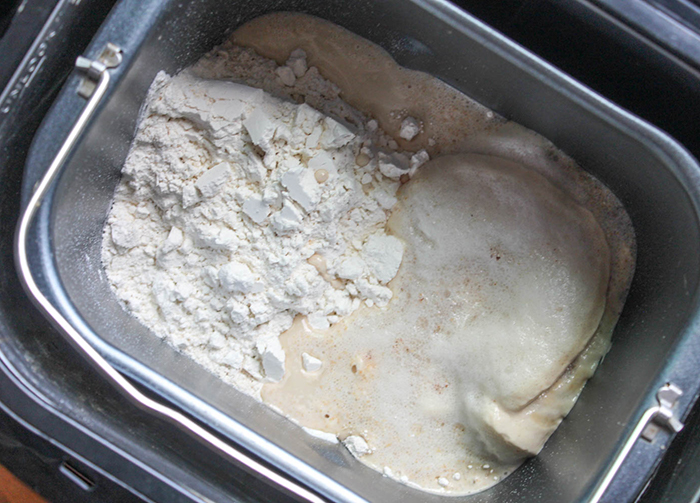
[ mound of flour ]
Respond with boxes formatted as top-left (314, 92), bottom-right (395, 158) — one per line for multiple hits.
top-left (102, 47), bottom-right (428, 396)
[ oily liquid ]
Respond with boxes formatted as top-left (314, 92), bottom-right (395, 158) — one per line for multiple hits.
top-left (231, 13), bottom-right (636, 495)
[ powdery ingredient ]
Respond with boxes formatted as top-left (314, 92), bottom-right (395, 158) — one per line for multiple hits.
top-left (102, 48), bottom-right (429, 397)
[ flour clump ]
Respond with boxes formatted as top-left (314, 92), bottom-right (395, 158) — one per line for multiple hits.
top-left (102, 48), bottom-right (420, 396)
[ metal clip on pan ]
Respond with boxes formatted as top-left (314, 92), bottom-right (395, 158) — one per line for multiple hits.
top-left (590, 383), bottom-right (684, 503)
top-left (14, 43), bottom-right (326, 503)
top-left (14, 42), bottom-right (686, 503)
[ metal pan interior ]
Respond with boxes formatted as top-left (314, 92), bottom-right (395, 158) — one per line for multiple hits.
top-left (27, 0), bottom-right (700, 501)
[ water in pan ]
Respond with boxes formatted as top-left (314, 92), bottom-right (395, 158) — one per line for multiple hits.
top-left (101, 12), bottom-right (635, 495)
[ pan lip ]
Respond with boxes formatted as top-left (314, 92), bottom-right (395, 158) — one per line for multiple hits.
top-left (18, 0), bottom-right (700, 501)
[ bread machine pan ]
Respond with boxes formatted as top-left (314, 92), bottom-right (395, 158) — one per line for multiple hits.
top-left (15, 0), bottom-right (700, 501)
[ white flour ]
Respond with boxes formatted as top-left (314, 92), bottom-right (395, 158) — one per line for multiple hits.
top-left (102, 47), bottom-right (428, 397)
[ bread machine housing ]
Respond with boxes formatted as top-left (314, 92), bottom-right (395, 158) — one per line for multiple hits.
top-left (16, 0), bottom-right (700, 501)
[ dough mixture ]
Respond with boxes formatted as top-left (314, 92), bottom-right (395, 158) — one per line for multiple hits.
top-left (102, 13), bottom-right (635, 495)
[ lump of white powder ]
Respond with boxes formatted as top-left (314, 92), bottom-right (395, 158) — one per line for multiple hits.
top-left (399, 116), bottom-right (422, 141)
top-left (102, 47), bottom-right (426, 397)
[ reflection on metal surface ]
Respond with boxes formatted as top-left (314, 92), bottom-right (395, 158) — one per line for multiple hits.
top-left (59, 460), bottom-right (96, 492)
top-left (14, 44), bottom-right (325, 503)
